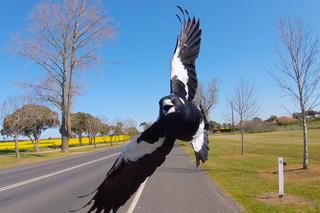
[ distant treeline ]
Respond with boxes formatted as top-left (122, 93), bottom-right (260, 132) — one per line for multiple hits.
top-left (210, 112), bottom-right (320, 134)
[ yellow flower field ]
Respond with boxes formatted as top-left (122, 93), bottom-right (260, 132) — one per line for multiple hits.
top-left (0, 135), bottom-right (131, 151)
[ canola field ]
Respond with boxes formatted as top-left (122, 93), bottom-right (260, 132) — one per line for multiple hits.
top-left (0, 135), bottom-right (131, 151)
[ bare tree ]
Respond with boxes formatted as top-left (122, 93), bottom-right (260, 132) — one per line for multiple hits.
top-left (12, 0), bottom-right (115, 152)
top-left (98, 116), bottom-right (111, 143)
top-left (194, 78), bottom-right (218, 118)
top-left (122, 118), bottom-right (138, 137)
top-left (111, 121), bottom-right (124, 135)
top-left (122, 119), bottom-right (136, 129)
top-left (231, 80), bottom-right (259, 155)
top-left (271, 18), bottom-right (320, 169)
top-left (100, 123), bottom-right (110, 143)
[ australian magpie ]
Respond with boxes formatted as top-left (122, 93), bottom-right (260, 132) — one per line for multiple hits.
top-left (83, 7), bottom-right (209, 213)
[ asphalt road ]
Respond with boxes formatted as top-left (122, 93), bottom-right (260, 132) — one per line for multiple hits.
top-left (0, 144), bottom-right (242, 213)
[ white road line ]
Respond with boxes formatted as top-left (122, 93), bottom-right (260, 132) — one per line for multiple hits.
top-left (0, 152), bottom-right (120, 192)
top-left (127, 178), bottom-right (148, 213)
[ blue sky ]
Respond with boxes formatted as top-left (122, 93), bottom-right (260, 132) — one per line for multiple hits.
top-left (1, 0), bottom-right (320, 138)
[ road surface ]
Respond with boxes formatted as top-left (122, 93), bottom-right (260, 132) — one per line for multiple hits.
top-left (0, 144), bottom-right (242, 213)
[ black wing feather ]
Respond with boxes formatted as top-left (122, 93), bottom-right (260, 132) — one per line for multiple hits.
top-left (85, 123), bottom-right (175, 213)
top-left (171, 9), bottom-right (201, 101)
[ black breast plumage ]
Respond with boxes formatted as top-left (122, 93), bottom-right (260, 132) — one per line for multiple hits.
top-left (161, 96), bottom-right (202, 141)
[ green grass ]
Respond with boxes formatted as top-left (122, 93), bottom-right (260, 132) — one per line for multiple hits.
top-left (0, 142), bottom-right (126, 169)
top-left (180, 129), bottom-right (320, 213)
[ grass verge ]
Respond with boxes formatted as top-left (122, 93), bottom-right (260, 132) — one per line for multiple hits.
top-left (180, 129), bottom-right (320, 213)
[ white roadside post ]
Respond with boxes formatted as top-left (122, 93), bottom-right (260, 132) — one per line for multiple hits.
top-left (278, 157), bottom-right (284, 198)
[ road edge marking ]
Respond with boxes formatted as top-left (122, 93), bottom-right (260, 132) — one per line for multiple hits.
top-left (0, 152), bottom-right (120, 192)
top-left (127, 178), bottom-right (148, 213)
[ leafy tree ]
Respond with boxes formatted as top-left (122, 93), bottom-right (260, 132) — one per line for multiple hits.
top-left (265, 115), bottom-right (278, 122)
top-left (71, 112), bottom-right (90, 146)
top-left (100, 123), bottom-right (111, 143)
top-left (276, 116), bottom-right (298, 126)
top-left (244, 118), bottom-right (276, 133)
top-left (306, 110), bottom-right (318, 117)
top-left (112, 122), bottom-right (124, 135)
top-left (1, 104), bottom-right (58, 155)
top-left (20, 104), bottom-right (59, 151)
top-left (222, 123), bottom-right (228, 129)
top-left (293, 110), bottom-right (319, 119)
top-left (208, 120), bottom-right (221, 132)
top-left (122, 118), bottom-right (138, 136)
top-left (125, 127), bottom-right (139, 136)
top-left (1, 110), bottom-right (26, 159)
top-left (292, 112), bottom-right (302, 120)
top-left (1, 97), bottom-right (31, 159)
top-left (86, 116), bottom-right (102, 148)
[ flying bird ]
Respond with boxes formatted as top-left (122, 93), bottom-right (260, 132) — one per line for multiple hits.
top-left (83, 7), bottom-right (209, 213)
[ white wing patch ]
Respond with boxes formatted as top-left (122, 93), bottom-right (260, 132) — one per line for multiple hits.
top-left (119, 136), bottom-right (166, 162)
top-left (171, 44), bottom-right (189, 99)
top-left (191, 120), bottom-right (205, 152)
top-left (179, 97), bottom-right (185, 104)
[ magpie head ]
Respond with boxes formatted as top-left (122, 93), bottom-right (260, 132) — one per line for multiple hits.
top-left (160, 95), bottom-right (185, 116)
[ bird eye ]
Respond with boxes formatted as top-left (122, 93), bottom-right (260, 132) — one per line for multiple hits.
top-left (172, 99), bottom-right (177, 104)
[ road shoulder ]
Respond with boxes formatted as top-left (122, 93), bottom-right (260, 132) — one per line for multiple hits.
top-left (133, 144), bottom-right (243, 213)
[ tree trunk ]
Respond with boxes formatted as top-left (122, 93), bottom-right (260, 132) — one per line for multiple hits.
top-left (14, 135), bottom-right (21, 160)
top-left (35, 140), bottom-right (40, 152)
top-left (241, 120), bottom-right (244, 155)
top-left (110, 136), bottom-right (113, 146)
top-left (299, 87), bottom-right (309, 169)
top-left (302, 112), bottom-right (309, 169)
top-left (33, 133), bottom-right (40, 152)
top-left (61, 134), bottom-right (69, 152)
top-left (93, 136), bottom-right (96, 148)
top-left (60, 111), bottom-right (70, 152)
top-left (78, 133), bottom-right (83, 146)
top-left (60, 34), bottom-right (70, 153)
top-left (64, 97), bottom-right (72, 152)
top-left (28, 135), bottom-right (37, 152)
top-left (89, 136), bottom-right (92, 145)
top-left (231, 102), bottom-right (235, 135)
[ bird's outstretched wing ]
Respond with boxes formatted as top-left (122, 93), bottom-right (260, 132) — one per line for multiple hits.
top-left (191, 107), bottom-right (209, 167)
top-left (171, 7), bottom-right (201, 101)
top-left (85, 121), bottom-right (175, 213)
